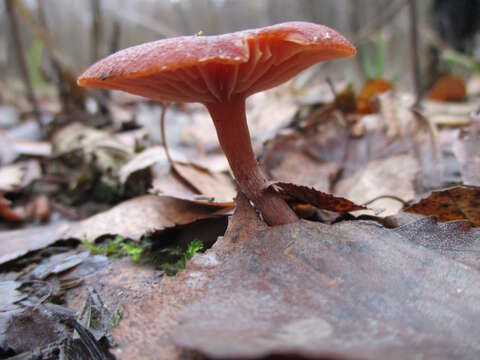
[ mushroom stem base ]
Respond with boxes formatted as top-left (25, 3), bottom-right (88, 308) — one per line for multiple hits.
top-left (206, 96), bottom-right (299, 226)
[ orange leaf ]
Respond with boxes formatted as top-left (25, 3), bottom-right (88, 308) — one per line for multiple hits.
top-left (428, 75), bottom-right (466, 102)
top-left (356, 78), bottom-right (392, 114)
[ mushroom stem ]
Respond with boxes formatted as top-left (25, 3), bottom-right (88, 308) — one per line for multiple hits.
top-left (205, 96), bottom-right (299, 226)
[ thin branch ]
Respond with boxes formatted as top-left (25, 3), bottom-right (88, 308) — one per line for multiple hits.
top-left (362, 194), bottom-right (409, 208)
top-left (90, 0), bottom-right (103, 62)
top-left (354, 0), bottom-right (409, 45)
top-left (408, 0), bottom-right (422, 106)
top-left (5, 0), bottom-right (42, 128)
top-left (36, 0), bottom-right (72, 114)
top-left (160, 102), bottom-right (176, 170)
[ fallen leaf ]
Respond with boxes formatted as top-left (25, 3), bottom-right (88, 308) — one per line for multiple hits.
top-left (53, 122), bottom-right (132, 178)
top-left (454, 122), bottom-right (480, 186)
top-left (0, 160), bottom-right (41, 192)
top-left (428, 75), bottom-right (466, 102)
top-left (0, 308), bottom-right (68, 356)
top-left (269, 151), bottom-right (341, 192)
top-left (0, 281), bottom-right (26, 312)
top-left (333, 83), bottom-right (357, 114)
top-left (467, 74), bottom-right (480, 96)
top-left (173, 195), bottom-right (480, 360)
top-left (121, 146), bottom-right (236, 204)
top-left (63, 195), bottom-right (232, 242)
top-left (119, 146), bottom-right (188, 184)
top-left (172, 162), bottom-right (236, 201)
top-left (0, 222), bottom-right (69, 266)
top-left (405, 186), bottom-right (480, 226)
top-left (29, 251), bottom-right (90, 280)
top-left (335, 155), bottom-right (419, 216)
top-left (395, 217), bottom-right (480, 270)
top-left (64, 195), bottom-right (258, 360)
top-left (0, 196), bottom-right (25, 221)
top-left (273, 182), bottom-right (365, 213)
top-left (9, 140), bottom-right (52, 158)
top-left (263, 114), bottom-right (348, 190)
top-left (356, 78), bottom-right (392, 114)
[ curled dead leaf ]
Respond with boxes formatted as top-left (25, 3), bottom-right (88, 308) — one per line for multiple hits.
top-left (272, 181), bottom-right (365, 213)
top-left (428, 75), bottom-right (466, 102)
top-left (405, 186), bottom-right (480, 226)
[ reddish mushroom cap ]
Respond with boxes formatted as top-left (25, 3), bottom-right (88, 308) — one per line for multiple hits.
top-left (78, 22), bottom-right (356, 103)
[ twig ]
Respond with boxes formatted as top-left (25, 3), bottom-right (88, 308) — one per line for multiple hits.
top-left (354, 0), bottom-right (409, 45)
top-left (50, 201), bottom-right (79, 220)
top-left (410, 108), bottom-right (441, 165)
top-left (37, 0), bottom-right (72, 115)
top-left (325, 77), bottom-right (337, 97)
top-left (90, 0), bottom-right (103, 62)
top-left (21, 279), bottom-right (54, 306)
top-left (408, 0), bottom-right (422, 107)
top-left (11, 0), bottom-right (70, 69)
top-left (362, 194), bottom-right (409, 208)
top-left (160, 102), bottom-right (176, 169)
top-left (109, 21), bottom-right (121, 54)
top-left (5, 0), bottom-right (43, 129)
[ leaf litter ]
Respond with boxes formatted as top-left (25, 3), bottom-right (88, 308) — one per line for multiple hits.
top-left (1, 68), bottom-right (480, 360)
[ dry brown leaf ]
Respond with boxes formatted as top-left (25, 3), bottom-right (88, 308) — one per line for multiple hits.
top-left (0, 160), bottom-right (41, 192)
top-left (62, 194), bottom-right (480, 359)
top-left (263, 115), bottom-right (348, 190)
top-left (0, 196), bottom-right (25, 222)
top-left (428, 75), bottom-right (466, 102)
top-left (333, 83), bottom-right (357, 114)
top-left (65, 194), bottom-right (261, 360)
top-left (356, 78), bottom-right (393, 114)
top-left (62, 195), bottom-right (232, 242)
top-left (405, 186), bottom-right (480, 226)
top-left (0, 222), bottom-right (69, 265)
top-left (173, 162), bottom-right (236, 201)
top-left (335, 155), bottom-right (419, 216)
top-left (270, 151), bottom-right (341, 192)
top-left (119, 146), bottom-right (188, 183)
top-left (172, 195), bottom-right (480, 360)
top-left (273, 182), bottom-right (365, 213)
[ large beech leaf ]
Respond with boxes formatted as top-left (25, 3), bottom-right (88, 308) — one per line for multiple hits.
top-left (69, 194), bottom-right (480, 359)
top-left (173, 195), bottom-right (480, 359)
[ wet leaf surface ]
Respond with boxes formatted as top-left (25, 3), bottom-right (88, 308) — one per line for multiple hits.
top-left (405, 186), bottom-right (480, 226)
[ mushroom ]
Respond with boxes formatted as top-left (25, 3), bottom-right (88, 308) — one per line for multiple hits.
top-left (77, 22), bottom-right (356, 226)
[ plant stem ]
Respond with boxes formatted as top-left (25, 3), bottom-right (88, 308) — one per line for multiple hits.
top-left (206, 96), bottom-right (298, 226)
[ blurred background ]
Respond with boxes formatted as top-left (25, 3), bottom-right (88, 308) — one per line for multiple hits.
top-left (0, 0), bottom-right (479, 225)
top-left (1, 0), bottom-right (479, 93)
